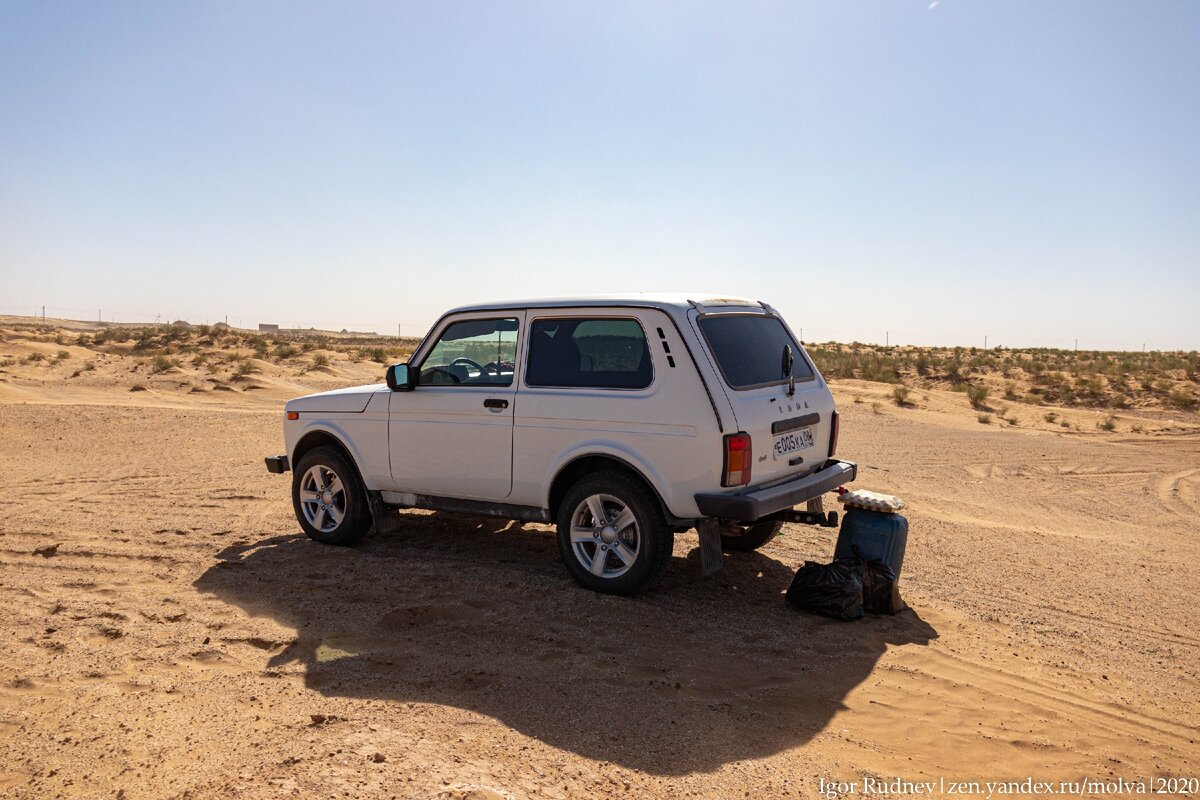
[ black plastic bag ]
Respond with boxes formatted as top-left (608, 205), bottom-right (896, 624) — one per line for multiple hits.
top-left (851, 546), bottom-right (905, 615)
top-left (785, 561), bottom-right (864, 620)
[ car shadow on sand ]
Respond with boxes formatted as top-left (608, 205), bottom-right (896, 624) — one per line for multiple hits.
top-left (194, 511), bottom-right (937, 775)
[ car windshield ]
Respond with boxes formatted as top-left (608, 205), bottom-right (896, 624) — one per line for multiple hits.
top-left (698, 314), bottom-right (814, 389)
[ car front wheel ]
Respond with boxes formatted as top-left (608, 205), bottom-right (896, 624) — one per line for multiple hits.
top-left (556, 472), bottom-right (673, 595)
top-left (292, 446), bottom-right (371, 546)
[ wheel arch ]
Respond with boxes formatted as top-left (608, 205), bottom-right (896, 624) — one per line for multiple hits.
top-left (547, 453), bottom-right (678, 524)
top-left (291, 427), bottom-right (366, 482)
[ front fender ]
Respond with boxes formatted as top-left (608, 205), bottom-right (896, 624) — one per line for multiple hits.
top-left (286, 418), bottom-right (371, 480)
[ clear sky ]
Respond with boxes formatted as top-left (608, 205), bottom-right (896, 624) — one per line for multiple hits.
top-left (2, 1), bottom-right (1197, 349)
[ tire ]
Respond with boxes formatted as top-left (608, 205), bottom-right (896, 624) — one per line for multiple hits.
top-left (719, 520), bottom-right (782, 552)
top-left (291, 445), bottom-right (371, 546)
top-left (556, 471), bottom-right (673, 595)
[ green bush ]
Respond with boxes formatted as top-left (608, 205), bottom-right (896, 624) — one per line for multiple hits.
top-left (151, 355), bottom-right (178, 373)
top-left (967, 383), bottom-right (989, 409)
top-left (1168, 390), bottom-right (1197, 411)
top-left (363, 347), bottom-right (389, 364)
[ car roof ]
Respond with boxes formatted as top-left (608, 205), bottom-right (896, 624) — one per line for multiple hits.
top-left (442, 293), bottom-right (765, 316)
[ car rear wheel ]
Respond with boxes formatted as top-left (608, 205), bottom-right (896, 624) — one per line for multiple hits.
top-left (556, 472), bottom-right (672, 595)
top-left (292, 446), bottom-right (371, 546)
top-left (719, 520), bottom-right (782, 552)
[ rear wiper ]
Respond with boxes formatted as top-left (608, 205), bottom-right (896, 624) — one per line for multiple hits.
top-left (782, 344), bottom-right (795, 397)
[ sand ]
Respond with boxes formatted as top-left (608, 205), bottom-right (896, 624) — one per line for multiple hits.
top-left (1, 329), bottom-right (1197, 799)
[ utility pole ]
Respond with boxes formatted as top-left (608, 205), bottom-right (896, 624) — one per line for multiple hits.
top-left (1074, 338), bottom-right (1078, 352)
top-left (42, 305), bottom-right (45, 320)
top-left (985, 334), bottom-right (988, 349)
top-left (886, 331), bottom-right (889, 347)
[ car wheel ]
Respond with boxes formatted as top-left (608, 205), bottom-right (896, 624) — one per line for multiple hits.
top-left (292, 446), bottom-right (371, 546)
top-left (719, 520), bottom-right (782, 552)
top-left (556, 471), bottom-right (673, 595)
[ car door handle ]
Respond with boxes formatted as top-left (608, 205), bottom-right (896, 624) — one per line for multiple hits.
top-left (483, 398), bottom-right (509, 410)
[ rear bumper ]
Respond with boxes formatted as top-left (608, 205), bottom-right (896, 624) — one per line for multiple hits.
top-left (694, 459), bottom-right (856, 521)
top-left (264, 455), bottom-right (290, 474)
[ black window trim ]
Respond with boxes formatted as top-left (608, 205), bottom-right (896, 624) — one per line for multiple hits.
top-left (695, 311), bottom-right (817, 392)
top-left (522, 314), bottom-right (656, 392)
top-left (413, 315), bottom-right (522, 389)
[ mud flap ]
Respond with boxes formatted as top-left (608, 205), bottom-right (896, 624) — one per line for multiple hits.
top-left (697, 518), bottom-right (724, 575)
top-left (367, 492), bottom-right (392, 535)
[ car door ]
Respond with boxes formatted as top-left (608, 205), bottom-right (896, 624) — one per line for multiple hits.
top-left (388, 312), bottom-right (524, 499)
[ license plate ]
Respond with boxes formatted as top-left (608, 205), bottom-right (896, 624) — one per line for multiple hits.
top-left (773, 427), bottom-right (814, 460)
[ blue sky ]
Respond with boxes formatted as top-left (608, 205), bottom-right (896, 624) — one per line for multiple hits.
top-left (2, 1), bottom-right (1197, 349)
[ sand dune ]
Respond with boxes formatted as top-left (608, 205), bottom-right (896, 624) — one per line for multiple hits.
top-left (1, 324), bottom-right (1197, 798)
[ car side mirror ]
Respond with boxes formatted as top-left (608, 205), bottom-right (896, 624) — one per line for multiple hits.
top-left (386, 363), bottom-right (415, 392)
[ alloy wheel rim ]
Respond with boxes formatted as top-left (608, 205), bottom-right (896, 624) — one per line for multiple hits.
top-left (569, 493), bottom-right (640, 579)
top-left (299, 464), bottom-right (346, 533)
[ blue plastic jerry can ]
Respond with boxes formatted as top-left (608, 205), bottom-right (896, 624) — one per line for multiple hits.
top-left (834, 507), bottom-right (909, 580)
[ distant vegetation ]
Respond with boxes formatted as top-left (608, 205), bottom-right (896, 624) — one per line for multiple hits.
top-left (56, 323), bottom-right (421, 366)
top-left (807, 343), bottom-right (1199, 413)
top-left (0, 321), bottom-right (420, 388)
top-left (2, 319), bottom-right (1196, 418)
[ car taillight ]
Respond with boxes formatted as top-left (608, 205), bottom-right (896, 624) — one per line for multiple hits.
top-left (828, 410), bottom-right (839, 458)
top-left (722, 432), bottom-right (752, 487)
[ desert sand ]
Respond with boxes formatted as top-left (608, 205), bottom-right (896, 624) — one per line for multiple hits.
top-left (1, 322), bottom-right (1197, 799)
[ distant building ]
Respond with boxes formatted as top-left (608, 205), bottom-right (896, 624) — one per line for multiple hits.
top-left (258, 323), bottom-right (280, 333)
top-left (171, 319), bottom-right (191, 329)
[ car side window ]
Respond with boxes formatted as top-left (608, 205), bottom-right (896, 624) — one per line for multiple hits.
top-left (418, 318), bottom-right (519, 386)
top-left (526, 317), bottom-right (653, 389)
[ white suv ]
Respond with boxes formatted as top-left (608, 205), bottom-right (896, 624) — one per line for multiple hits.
top-left (265, 294), bottom-right (856, 594)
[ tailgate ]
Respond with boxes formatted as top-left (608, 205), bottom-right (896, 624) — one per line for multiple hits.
top-left (688, 308), bottom-right (835, 488)
top-left (725, 381), bottom-right (835, 487)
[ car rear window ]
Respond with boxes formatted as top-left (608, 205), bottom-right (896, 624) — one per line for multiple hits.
top-left (698, 314), bottom-right (814, 389)
top-left (526, 318), bottom-right (652, 389)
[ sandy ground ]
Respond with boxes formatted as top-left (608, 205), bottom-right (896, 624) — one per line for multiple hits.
top-left (1, 365), bottom-right (1198, 798)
